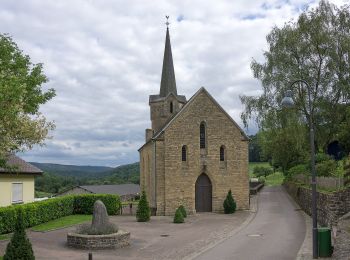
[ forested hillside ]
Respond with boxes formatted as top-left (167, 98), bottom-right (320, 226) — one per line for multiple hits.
top-left (34, 162), bottom-right (140, 196)
top-left (30, 162), bottom-right (113, 178)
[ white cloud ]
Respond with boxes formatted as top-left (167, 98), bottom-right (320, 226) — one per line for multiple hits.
top-left (1, 0), bottom-right (347, 166)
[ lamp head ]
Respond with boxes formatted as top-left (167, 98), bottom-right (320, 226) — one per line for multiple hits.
top-left (281, 90), bottom-right (295, 108)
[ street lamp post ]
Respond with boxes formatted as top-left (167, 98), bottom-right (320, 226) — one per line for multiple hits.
top-left (281, 79), bottom-right (318, 259)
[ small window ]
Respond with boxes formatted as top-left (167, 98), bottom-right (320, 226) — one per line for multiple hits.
top-left (12, 183), bottom-right (23, 204)
top-left (182, 145), bottom-right (187, 161)
top-left (200, 122), bottom-right (206, 149)
top-left (170, 102), bottom-right (173, 113)
top-left (220, 146), bottom-right (225, 161)
top-left (181, 145), bottom-right (187, 162)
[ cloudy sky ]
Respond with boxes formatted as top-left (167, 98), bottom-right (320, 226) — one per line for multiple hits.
top-left (0, 0), bottom-right (347, 166)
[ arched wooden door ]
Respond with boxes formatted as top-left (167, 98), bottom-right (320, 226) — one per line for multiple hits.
top-left (195, 173), bottom-right (212, 212)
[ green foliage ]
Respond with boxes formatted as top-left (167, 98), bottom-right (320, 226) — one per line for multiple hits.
top-left (253, 166), bottom-right (273, 177)
top-left (0, 34), bottom-right (55, 167)
top-left (73, 194), bottom-right (120, 215)
top-left (223, 190), bottom-right (236, 214)
top-left (4, 208), bottom-right (34, 260)
top-left (248, 134), bottom-right (263, 162)
top-left (240, 1), bottom-right (350, 170)
top-left (316, 160), bottom-right (337, 177)
top-left (286, 164), bottom-right (309, 181)
top-left (344, 156), bottom-right (350, 186)
top-left (265, 172), bottom-right (285, 186)
top-left (0, 194), bottom-right (120, 234)
top-left (178, 205), bottom-right (187, 218)
top-left (136, 191), bottom-right (150, 222)
top-left (315, 153), bottom-right (332, 164)
top-left (258, 176), bottom-right (266, 183)
top-left (173, 208), bottom-right (184, 223)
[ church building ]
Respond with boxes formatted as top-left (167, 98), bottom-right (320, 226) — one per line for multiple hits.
top-left (139, 25), bottom-right (249, 216)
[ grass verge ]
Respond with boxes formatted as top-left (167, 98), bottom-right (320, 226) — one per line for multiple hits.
top-left (31, 215), bottom-right (92, 232)
top-left (0, 233), bottom-right (10, 240)
top-left (265, 172), bottom-right (284, 186)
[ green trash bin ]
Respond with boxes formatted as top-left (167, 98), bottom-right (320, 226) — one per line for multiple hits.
top-left (318, 227), bottom-right (333, 257)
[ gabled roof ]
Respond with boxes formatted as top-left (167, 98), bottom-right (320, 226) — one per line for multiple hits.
top-left (79, 184), bottom-right (140, 196)
top-left (152, 87), bottom-right (249, 141)
top-left (0, 154), bottom-right (43, 175)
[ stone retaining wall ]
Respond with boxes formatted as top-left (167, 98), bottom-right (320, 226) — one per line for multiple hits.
top-left (67, 230), bottom-right (130, 249)
top-left (284, 182), bottom-right (350, 226)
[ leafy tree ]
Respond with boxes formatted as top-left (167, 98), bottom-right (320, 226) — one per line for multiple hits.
top-left (173, 208), bottom-right (184, 223)
top-left (4, 208), bottom-right (35, 260)
top-left (240, 1), bottom-right (350, 170)
top-left (0, 34), bottom-right (55, 167)
top-left (136, 191), bottom-right (151, 222)
top-left (248, 134), bottom-right (263, 162)
top-left (223, 190), bottom-right (236, 214)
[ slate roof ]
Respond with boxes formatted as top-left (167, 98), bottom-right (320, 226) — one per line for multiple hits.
top-left (0, 154), bottom-right (43, 175)
top-left (159, 27), bottom-right (177, 97)
top-left (79, 184), bottom-right (140, 196)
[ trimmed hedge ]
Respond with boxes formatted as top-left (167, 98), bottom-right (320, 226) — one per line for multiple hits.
top-left (0, 194), bottom-right (120, 234)
top-left (73, 194), bottom-right (120, 215)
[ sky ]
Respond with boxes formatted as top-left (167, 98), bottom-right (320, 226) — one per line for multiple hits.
top-left (0, 0), bottom-right (347, 167)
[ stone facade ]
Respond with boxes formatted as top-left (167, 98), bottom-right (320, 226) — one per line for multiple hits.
top-left (139, 27), bottom-right (249, 216)
top-left (284, 181), bottom-right (350, 226)
top-left (67, 230), bottom-right (130, 249)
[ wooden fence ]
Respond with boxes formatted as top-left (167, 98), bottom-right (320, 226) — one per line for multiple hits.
top-left (294, 174), bottom-right (344, 190)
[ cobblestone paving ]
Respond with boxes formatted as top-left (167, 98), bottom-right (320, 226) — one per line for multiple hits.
top-left (0, 199), bottom-right (255, 260)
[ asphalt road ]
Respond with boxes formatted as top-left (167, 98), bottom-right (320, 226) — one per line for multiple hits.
top-left (195, 186), bottom-right (306, 260)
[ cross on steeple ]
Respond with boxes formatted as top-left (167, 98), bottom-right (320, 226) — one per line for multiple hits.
top-left (165, 15), bottom-right (170, 28)
top-left (159, 16), bottom-right (177, 97)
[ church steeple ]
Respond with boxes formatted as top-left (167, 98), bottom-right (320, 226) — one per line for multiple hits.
top-left (148, 17), bottom-right (186, 133)
top-left (159, 24), bottom-right (177, 97)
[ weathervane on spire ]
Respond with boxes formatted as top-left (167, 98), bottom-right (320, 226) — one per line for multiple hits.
top-left (165, 15), bottom-right (170, 28)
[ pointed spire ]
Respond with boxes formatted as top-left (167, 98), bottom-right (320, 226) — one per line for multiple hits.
top-left (159, 17), bottom-right (177, 97)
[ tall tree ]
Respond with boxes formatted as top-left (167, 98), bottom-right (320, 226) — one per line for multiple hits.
top-left (241, 1), bottom-right (350, 168)
top-left (0, 34), bottom-right (55, 166)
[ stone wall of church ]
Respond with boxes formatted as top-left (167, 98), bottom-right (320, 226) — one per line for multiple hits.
top-left (155, 140), bottom-right (166, 215)
top-left (139, 142), bottom-right (154, 207)
top-left (162, 91), bottom-right (249, 215)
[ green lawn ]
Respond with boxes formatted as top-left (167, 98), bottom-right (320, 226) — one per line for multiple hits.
top-left (265, 172), bottom-right (284, 186)
top-left (0, 233), bottom-right (11, 241)
top-left (31, 215), bottom-right (92, 232)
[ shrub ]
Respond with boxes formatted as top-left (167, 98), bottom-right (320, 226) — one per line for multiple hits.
top-left (253, 166), bottom-right (273, 177)
top-left (173, 208), bottom-right (184, 223)
top-left (136, 191), bottom-right (150, 222)
top-left (4, 208), bottom-right (34, 260)
top-left (258, 176), bottom-right (266, 183)
top-left (223, 190), bottom-right (236, 214)
top-left (285, 164), bottom-right (309, 181)
top-left (316, 160), bottom-right (337, 177)
top-left (178, 205), bottom-right (187, 218)
top-left (73, 194), bottom-right (120, 215)
top-left (315, 153), bottom-right (332, 163)
top-left (0, 194), bottom-right (120, 234)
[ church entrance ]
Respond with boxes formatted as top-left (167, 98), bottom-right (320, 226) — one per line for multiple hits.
top-left (195, 173), bottom-right (212, 212)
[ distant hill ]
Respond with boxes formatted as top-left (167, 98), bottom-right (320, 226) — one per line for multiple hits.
top-left (105, 162), bottom-right (139, 184)
top-left (32, 161), bottom-right (140, 194)
top-left (30, 162), bottom-right (114, 178)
